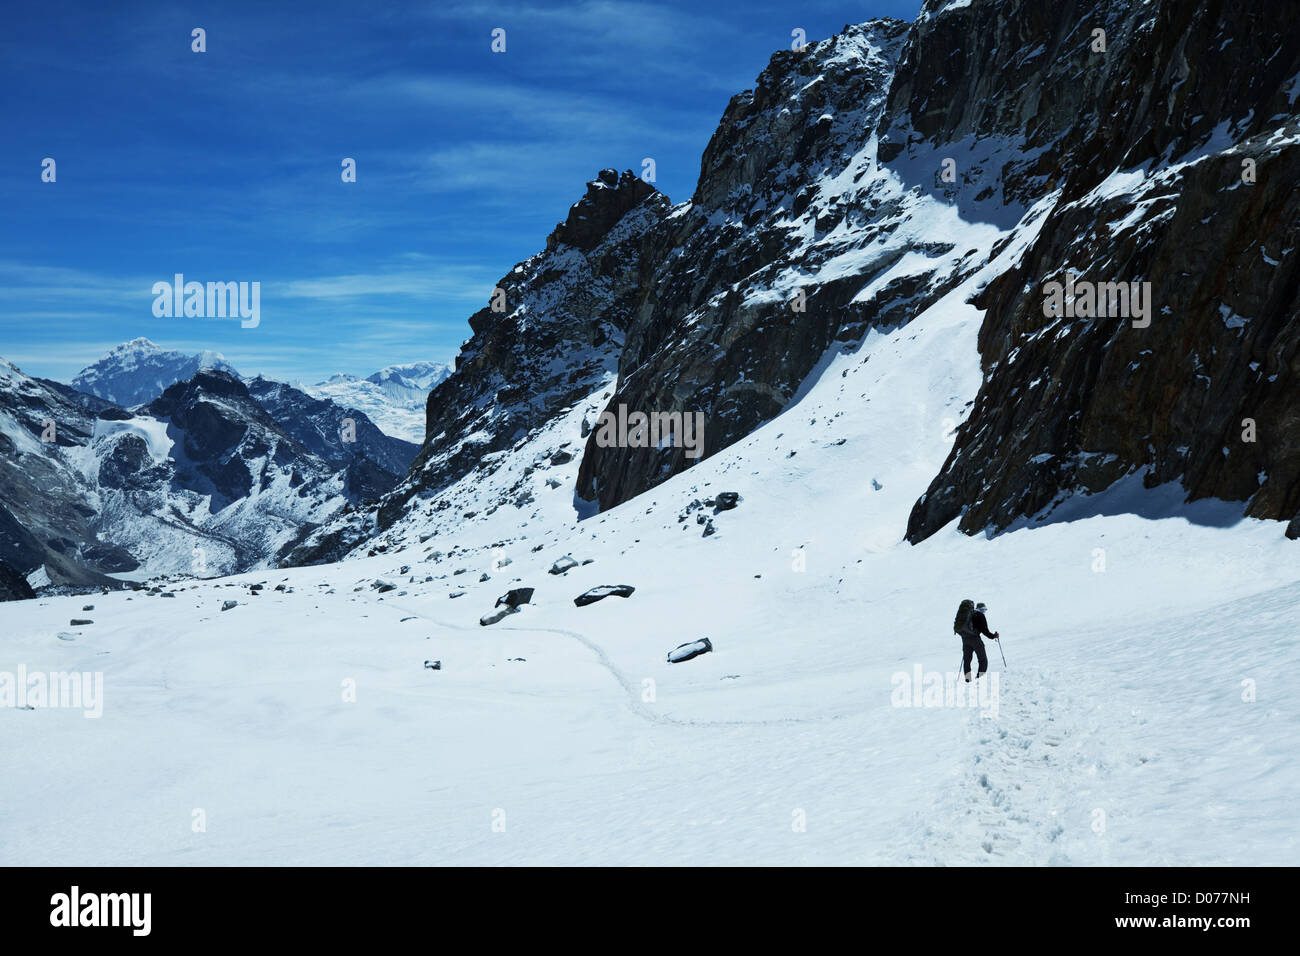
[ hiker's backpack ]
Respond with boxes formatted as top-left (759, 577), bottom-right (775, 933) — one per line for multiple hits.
top-left (953, 599), bottom-right (976, 637)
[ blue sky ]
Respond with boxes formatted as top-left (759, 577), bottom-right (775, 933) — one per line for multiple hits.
top-left (0, 0), bottom-right (917, 384)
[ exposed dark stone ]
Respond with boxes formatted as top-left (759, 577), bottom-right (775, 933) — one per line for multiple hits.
top-left (574, 584), bottom-right (635, 607)
top-left (714, 492), bottom-right (741, 512)
top-left (495, 587), bottom-right (535, 608)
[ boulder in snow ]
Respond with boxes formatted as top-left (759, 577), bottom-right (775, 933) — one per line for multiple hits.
top-left (495, 587), bottom-right (535, 609)
top-left (480, 605), bottom-right (520, 626)
top-left (549, 555), bottom-right (580, 575)
top-left (667, 637), bottom-right (712, 663)
top-left (574, 584), bottom-right (635, 607)
top-left (221, 600), bottom-right (238, 611)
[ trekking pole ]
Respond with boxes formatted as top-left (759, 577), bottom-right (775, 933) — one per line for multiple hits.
top-left (994, 634), bottom-right (1007, 667)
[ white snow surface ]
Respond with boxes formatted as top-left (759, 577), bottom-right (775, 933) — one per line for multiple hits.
top-left (90, 416), bottom-right (175, 462)
top-left (4, 234), bottom-right (1297, 865)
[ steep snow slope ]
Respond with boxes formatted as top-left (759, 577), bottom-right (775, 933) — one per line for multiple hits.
top-left (4, 217), bottom-right (1295, 865)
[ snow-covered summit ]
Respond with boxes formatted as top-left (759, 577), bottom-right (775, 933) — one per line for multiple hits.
top-left (71, 337), bottom-right (238, 407)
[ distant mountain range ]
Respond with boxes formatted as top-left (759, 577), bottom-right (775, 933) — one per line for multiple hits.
top-left (70, 338), bottom-right (450, 444)
top-left (0, 341), bottom-right (430, 589)
top-left (299, 361), bottom-right (452, 443)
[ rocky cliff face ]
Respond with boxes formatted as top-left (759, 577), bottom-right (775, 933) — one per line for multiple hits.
top-left (289, 0), bottom-right (1300, 566)
top-left (901, 0), bottom-right (1300, 539)
top-left (578, 21), bottom-right (920, 509)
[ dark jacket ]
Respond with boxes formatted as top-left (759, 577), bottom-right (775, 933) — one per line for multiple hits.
top-left (970, 610), bottom-right (995, 639)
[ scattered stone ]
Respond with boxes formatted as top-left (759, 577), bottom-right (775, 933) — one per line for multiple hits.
top-left (400, 616), bottom-right (417, 622)
top-left (508, 657), bottom-right (527, 662)
top-left (377, 583), bottom-right (396, 594)
top-left (549, 555), bottom-right (580, 575)
top-left (70, 618), bottom-right (93, 626)
top-left (550, 449), bottom-right (574, 465)
top-left (479, 572), bottom-right (491, 582)
top-left (449, 591), bottom-right (466, 599)
top-left (275, 584), bottom-right (286, 592)
top-left (574, 584), bottom-right (635, 607)
top-left (221, 601), bottom-right (237, 612)
top-left (480, 605), bottom-right (520, 626)
top-left (161, 592), bottom-right (175, 598)
top-left (714, 491), bottom-right (741, 511)
top-left (424, 660), bottom-right (442, 670)
top-left (702, 519), bottom-right (717, 537)
top-left (495, 587), bottom-right (535, 609)
top-left (400, 565), bottom-right (411, 574)
top-left (667, 637), bottom-right (713, 663)
top-left (81, 605), bottom-right (94, 612)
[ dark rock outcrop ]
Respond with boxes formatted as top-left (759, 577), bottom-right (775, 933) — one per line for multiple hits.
top-left (577, 21), bottom-right (918, 511)
top-left (0, 559), bottom-right (36, 602)
top-left (903, 0), bottom-right (1300, 539)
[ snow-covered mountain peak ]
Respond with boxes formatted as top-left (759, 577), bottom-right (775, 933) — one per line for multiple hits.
top-left (71, 339), bottom-right (239, 407)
